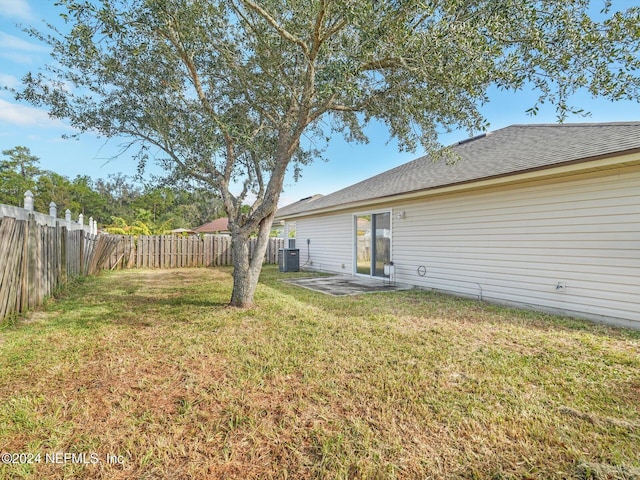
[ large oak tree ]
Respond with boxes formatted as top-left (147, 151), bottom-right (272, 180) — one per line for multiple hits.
top-left (16, 0), bottom-right (640, 306)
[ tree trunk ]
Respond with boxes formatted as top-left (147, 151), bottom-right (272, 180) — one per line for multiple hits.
top-left (229, 231), bottom-right (259, 308)
top-left (228, 213), bottom-right (275, 308)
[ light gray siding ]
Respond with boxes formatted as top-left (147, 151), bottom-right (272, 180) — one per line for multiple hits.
top-left (391, 165), bottom-right (640, 328)
top-left (296, 213), bottom-right (353, 274)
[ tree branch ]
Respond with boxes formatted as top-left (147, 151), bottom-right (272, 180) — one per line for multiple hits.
top-left (240, 0), bottom-right (309, 57)
top-left (121, 125), bottom-right (221, 187)
top-left (360, 57), bottom-right (405, 72)
top-left (157, 13), bottom-right (236, 146)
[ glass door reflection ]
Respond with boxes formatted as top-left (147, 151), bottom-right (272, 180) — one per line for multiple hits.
top-left (355, 215), bottom-right (371, 275)
top-left (355, 213), bottom-right (390, 277)
top-left (373, 212), bottom-right (390, 277)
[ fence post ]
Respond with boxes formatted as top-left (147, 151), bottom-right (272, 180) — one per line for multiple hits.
top-left (78, 213), bottom-right (84, 228)
top-left (24, 190), bottom-right (34, 212)
top-left (89, 217), bottom-right (94, 235)
top-left (65, 209), bottom-right (71, 230)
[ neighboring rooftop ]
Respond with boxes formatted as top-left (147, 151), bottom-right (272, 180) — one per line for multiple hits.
top-left (194, 217), bottom-right (230, 234)
top-left (276, 122), bottom-right (640, 218)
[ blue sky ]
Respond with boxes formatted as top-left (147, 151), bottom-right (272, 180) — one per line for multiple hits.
top-left (1, 0), bottom-right (639, 209)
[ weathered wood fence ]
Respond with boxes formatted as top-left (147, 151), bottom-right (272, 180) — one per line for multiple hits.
top-left (0, 216), bottom-right (119, 322)
top-left (1, 208), bottom-right (285, 322)
top-left (105, 235), bottom-right (285, 269)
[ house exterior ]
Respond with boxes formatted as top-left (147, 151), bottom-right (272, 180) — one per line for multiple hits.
top-left (195, 217), bottom-right (230, 235)
top-left (275, 123), bottom-right (640, 329)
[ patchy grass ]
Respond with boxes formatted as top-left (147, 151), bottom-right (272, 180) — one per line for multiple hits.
top-left (0, 266), bottom-right (638, 479)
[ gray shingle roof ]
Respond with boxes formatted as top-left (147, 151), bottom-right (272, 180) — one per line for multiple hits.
top-left (276, 122), bottom-right (640, 218)
top-left (274, 194), bottom-right (324, 218)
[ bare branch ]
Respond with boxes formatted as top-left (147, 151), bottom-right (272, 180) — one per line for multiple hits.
top-left (251, 151), bottom-right (265, 201)
top-left (310, 0), bottom-right (326, 59)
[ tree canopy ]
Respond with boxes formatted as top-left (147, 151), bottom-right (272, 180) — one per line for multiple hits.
top-left (0, 146), bottom-right (225, 231)
top-left (0, 146), bottom-right (41, 207)
top-left (16, 0), bottom-right (640, 306)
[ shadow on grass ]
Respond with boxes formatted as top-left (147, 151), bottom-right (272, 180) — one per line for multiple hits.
top-left (5, 266), bottom-right (637, 341)
top-left (6, 270), bottom-right (233, 332)
top-left (56, 294), bottom-right (231, 330)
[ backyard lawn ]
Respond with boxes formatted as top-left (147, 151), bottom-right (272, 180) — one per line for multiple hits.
top-left (0, 266), bottom-right (638, 479)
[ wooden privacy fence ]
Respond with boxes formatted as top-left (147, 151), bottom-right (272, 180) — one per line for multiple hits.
top-left (105, 235), bottom-right (286, 269)
top-left (0, 216), bottom-right (120, 322)
top-left (1, 223), bottom-right (285, 322)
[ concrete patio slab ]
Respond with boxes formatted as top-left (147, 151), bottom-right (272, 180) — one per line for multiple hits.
top-left (282, 275), bottom-right (412, 296)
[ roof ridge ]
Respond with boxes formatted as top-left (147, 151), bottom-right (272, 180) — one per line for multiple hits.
top-left (508, 121), bottom-right (640, 127)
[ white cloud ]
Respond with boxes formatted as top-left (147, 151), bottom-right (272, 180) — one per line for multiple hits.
top-left (0, 31), bottom-right (49, 64)
top-left (0, 98), bottom-right (69, 129)
top-left (0, 50), bottom-right (38, 64)
top-left (0, 0), bottom-right (35, 21)
top-left (0, 32), bottom-right (48, 52)
top-left (0, 73), bottom-right (20, 89)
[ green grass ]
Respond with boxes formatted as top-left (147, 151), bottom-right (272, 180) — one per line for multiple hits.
top-left (0, 266), bottom-right (638, 479)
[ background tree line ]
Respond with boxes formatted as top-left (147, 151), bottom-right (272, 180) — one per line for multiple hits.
top-left (0, 146), bottom-right (225, 234)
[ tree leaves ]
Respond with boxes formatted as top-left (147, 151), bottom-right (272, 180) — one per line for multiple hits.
top-left (15, 0), bottom-right (640, 248)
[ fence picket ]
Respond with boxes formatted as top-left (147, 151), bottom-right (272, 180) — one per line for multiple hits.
top-left (104, 234), bottom-right (284, 269)
top-left (2, 216), bottom-right (286, 324)
top-left (0, 216), bottom-right (119, 323)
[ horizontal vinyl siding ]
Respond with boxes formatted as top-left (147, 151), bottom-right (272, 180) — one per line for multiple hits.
top-left (296, 213), bottom-right (353, 274)
top-left (392, 165), bottom-right (640, 328)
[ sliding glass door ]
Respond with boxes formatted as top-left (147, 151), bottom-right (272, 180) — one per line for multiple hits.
top-left (373, 212), bottom-right (390, 276)
top-left (355, 212), bottom-right (390, 277)
top-left (355, 215), bottom-right (371, 275)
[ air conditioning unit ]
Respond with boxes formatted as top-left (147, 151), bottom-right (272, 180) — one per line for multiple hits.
top-left (278, 248), bottom-right (300, 272)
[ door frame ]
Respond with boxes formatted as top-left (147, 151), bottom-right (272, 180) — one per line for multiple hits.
top-left (353, 209), bottom-right (392, 277)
